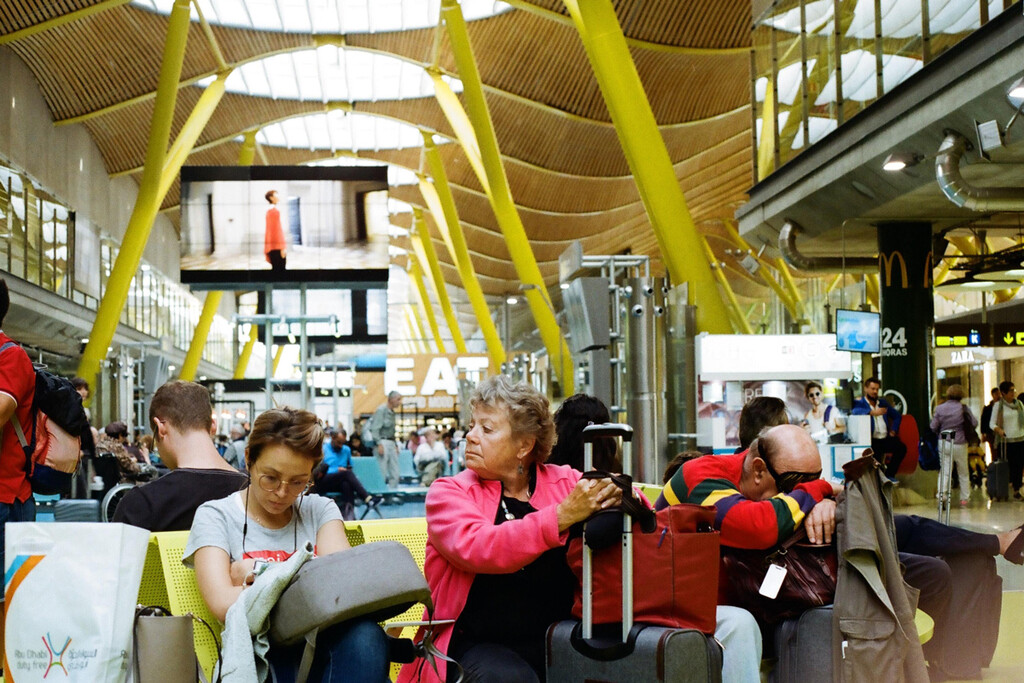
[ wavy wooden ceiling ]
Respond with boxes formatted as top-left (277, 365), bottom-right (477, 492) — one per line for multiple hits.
top-left (1, 0), bottom-right (764, 342)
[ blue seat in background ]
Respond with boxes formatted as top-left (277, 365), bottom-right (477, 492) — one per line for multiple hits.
top-left (34, 493), bottom-right (61, 522)
top-left (399, 449), bottom-right (418, 484)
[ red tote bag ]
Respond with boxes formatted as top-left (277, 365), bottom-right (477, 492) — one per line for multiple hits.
top-left (567, 503), bottom-right (720, 635)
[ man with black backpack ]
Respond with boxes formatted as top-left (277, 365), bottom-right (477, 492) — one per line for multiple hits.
top-left (0, 278), bottom-right (37, 662)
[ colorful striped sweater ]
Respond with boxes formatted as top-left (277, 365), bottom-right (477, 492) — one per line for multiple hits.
top-left (655, 452), bottom-right (833, 550)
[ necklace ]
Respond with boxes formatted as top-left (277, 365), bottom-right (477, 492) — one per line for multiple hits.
top-left (499, 496), bottom-right (516, 522)
top-left (242, 488), bottom-right (299, 558)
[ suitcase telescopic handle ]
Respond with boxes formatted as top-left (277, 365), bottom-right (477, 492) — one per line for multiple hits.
top-left (582, 423), bottom-right (633, 443)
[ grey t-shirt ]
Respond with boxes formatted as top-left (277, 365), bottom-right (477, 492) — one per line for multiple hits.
top-left (183, 491), bottom-right (342, 567)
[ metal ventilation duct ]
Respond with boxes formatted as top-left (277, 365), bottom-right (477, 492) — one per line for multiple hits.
top-left (778, 220), bottom-right (876, 273)
top-left (935, 131), bottom-right (1024, 211)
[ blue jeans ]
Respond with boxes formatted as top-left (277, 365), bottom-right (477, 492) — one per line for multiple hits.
top-left (268, 618), bottom-right (389, 683)
top-left (0, 497), bottom-right (37, 592)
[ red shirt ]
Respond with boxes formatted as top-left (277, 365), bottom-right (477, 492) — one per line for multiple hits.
top-left (264, 206), bottom-right (286, 260)
top-left (0, 334), bottom-right (35, 503)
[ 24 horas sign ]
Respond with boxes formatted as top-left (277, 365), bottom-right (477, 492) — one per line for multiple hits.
top-left (353, 354), bottom-right (492, 414)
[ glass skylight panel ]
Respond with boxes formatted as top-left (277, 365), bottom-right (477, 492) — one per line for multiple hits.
top-left (763, 0), bottom-right (997, 38)
top-left (257, 112), bottom-right (425, 152)
top-left (815, 51), bottom-right (921, 104)
top-left (791, 118), bottom-right (839, 148)
top-left (222, 47), bottom-right (462, 102)
top-left (131, 0), bottom-right (511, 34)
top-left (754, 61), bottom-right (815, 105)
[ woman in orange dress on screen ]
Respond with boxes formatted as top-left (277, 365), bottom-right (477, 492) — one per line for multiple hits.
top-left (264, 189), bottom-right (287, 272)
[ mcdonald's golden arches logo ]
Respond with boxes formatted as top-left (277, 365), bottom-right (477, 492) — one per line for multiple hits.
top-left (879, 251), bottom-right (909, 288)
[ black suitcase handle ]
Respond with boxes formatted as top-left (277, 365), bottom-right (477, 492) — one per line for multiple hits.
top-left (582, 423), bottom-right (633, 443)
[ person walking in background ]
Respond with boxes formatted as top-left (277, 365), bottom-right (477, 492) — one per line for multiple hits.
top-left (366, 390), bottom-right (401, 488)
top-left (989, 381), bottom-right (1024, 500)
top-left (930, 384), bottom-right (978, 507)
top-left (852, 377), bottom-right (906, 478)
top-left (263, 189), bottom-right (287, 272)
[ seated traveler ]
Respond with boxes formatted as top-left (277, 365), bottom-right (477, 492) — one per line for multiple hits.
top-left (113, 381), bottom-right (248, 531)
top-left (413, 427), bottom-right (448, 485)
top-left (312, 428), bottom-right (379, 520)
top-left (802, 381), bottom-right (846, 444)
top-left (396, 376), bottom-right (620, 683)
top-left (185, 407), bottom-right (389, 683)
top-left (547, 393), bottom-right (620, 472)
top-left (97, 421), bottom-right (149, 483)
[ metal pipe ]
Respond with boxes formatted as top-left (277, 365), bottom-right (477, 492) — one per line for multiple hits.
top-left (778, 220), bottom-right (876, 272)
top-left (935, 131), bottom-right (1024, 211)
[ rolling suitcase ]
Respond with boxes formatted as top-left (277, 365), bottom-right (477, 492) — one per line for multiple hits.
top-left (771, 606), bottom-right (833, 683)
top-left (546, 423), bottom-right (723, 683)
top-left (986, 440), bottom-right (1010, 501)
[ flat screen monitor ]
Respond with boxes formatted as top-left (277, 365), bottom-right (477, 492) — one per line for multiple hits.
top-left (835, 309), bottom-right (880, 353)
top-left (179, 166), bottom-right (389, 287)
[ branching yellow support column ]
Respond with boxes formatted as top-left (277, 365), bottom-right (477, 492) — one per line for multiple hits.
top-left (179, 292), bottom-right (221, 381)
top-left (77, 0), bottom-right (192, 386)
top-left (158, 73), bottom-right (229, 199)
top-left (411, 209), bottom-right (467, 353)
top-left (701, 240), bottom-right (752, 334)
top-left (561, 0), bottom-right (731, 335)
top-left (722, 221), bottom-right (800, 318)
top-left (441, 0), bottom-right (574, 392)
top-left (272, 345), bottom-right (285, 375)
top-left (420, 135), bottom-right (505, 369)
top-left (408, 256), bottom-right (447, 354)
top-left (774, 258), bottom-right (818, 333)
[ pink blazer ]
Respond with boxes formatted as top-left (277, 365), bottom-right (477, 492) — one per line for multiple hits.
top-left (396, 464), bottom-right (581, 683)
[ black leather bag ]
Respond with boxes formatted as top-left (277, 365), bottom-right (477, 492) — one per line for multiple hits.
top-left (962, 405), bottom-right (981, 448)
top-left (718, 527), bottom-right (837, 626)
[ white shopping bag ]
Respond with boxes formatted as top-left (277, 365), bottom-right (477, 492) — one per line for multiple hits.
top-left (4, 522), bottom-right (150, 683)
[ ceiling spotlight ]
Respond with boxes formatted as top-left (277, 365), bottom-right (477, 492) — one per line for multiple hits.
top-left (882, 152), bottom-right (922, 172)
top-left (506, 296), bottom-right (518, 305)
top-left (1009, 75), bottom-right (1024, 102)
top-left (559, 282), bottom-right (570, 290)
top-left (935, 276), bottom-right (1013, 292)
top-left (975, 268), bottom-right (1024, 282)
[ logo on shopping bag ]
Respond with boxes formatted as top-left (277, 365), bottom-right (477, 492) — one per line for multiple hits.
top-left (42, 633), bottom-right (71, 677)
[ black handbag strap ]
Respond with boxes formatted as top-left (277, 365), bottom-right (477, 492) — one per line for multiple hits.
top-left (580, 470), bottom-right (657, 533)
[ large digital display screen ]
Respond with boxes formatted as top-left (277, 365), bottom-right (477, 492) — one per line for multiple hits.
top-left (179, 166), bottom-right (389, 286)
top-left (836, 309), bottom-right (880, 353)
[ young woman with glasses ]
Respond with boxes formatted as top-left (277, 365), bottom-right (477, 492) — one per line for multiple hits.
top-left (184, 407), bottom-right (389, 683)
top-left (802, 381), bottom-right (846, 445)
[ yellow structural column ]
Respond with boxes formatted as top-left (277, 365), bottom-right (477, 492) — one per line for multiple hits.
top-left (178, 292), bottom-right (221, 381)
top-left (440, 0), bottom-right (574, 393)
top-left (232, 131), bottom-right (261, 379)
top-left (561, 0), bottom-right (731, 335)
top-left (77, 0), bottom-right (192, 386)
top-left (411, 209), bottom-right (468, 353)
top-left (408, 255), bottom-right (447, 354)
top-left (157, 73), bottom-right (230, 199)
top-left (701, 239), bottom-right (753, 335)
top-left (420, 135), bottom-right (506, 370)
top-left (721, 221), bottom-right (800, 318)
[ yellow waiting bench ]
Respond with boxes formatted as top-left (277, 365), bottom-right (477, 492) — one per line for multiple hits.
top-left (138, 518), bottom-right (430, 681)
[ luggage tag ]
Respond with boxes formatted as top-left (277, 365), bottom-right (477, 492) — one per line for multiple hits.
top-left (759, 562), bottom-right (788, 599)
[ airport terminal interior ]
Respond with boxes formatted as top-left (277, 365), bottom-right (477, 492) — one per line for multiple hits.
top-left (3, 0), bottom-right (1024, 680)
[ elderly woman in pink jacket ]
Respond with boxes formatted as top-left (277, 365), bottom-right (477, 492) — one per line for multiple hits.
top-left (398, 375), bottom-right (619, 683)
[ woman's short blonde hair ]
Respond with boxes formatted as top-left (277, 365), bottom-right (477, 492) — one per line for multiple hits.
top-left (470, 375), bottom-right (556, 463)
top-left (945, 384), bottom-right (964, 401)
